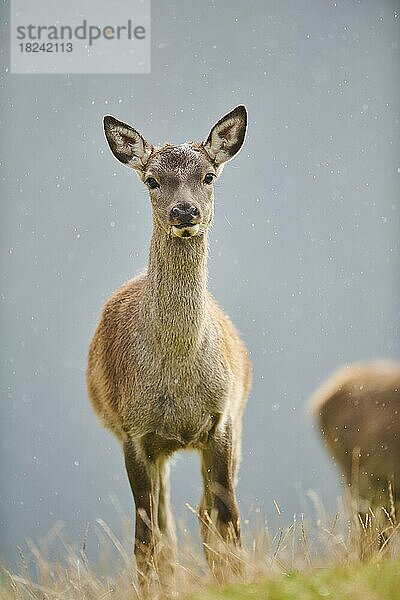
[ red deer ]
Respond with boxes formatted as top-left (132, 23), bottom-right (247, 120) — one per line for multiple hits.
top-left (311, 361), bottom-right (400, 531)
top-left (87, 106), bottom-right (252, 584)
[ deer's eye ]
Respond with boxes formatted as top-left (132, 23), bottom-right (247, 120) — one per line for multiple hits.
top-left (203, 173), bottom-right (215, 184)
top-left (145, 177), bottom-right (160, 189)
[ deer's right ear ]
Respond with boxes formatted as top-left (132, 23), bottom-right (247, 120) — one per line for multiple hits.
top-left (202, 105), bottom-right (247, 167)
top-left (103, 115), bottom-right (153, 173)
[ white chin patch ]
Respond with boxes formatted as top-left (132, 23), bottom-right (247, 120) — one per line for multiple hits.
top-left (171, 224), bottom-right (200, 238)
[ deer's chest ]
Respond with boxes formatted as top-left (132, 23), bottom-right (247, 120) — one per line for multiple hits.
top-left (150, 357), bottom-right (230, 413)
top-left (127, 352), bottom-right (232, 444)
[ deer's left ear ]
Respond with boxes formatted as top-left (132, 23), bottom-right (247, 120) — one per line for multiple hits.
top-left (103, 115), bottom-right (153, 173)
top-left (202, 105), bottom-right (247, 167)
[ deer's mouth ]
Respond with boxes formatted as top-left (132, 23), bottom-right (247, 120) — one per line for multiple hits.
top-left (171, 224), bottom-right (200, 238)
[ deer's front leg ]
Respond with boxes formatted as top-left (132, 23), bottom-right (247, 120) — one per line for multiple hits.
top-left (200, 419), bottom-right (241, 578)
top-left (123, 439), bottom-right (160, 585)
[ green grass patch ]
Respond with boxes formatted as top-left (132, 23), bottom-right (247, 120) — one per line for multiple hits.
top-left (187, 557), bottom-right (400, 600)
top-left (1, 511), bottom-right (399, 599)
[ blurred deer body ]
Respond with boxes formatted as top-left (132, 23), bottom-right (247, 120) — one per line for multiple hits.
top-left (311, 361), bottom-right (400, 513)
top-left (87, 106), bottom-right (251, 583)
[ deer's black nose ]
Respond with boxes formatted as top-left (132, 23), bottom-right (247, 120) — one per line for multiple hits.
top-left (170, 203), bottom-right (199, 224)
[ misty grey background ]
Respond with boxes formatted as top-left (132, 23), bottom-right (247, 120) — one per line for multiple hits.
top-left (1, 0), bottom-right (399, 568)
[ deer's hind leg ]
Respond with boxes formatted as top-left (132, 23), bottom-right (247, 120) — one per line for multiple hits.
top-left (123, 439), bottom-right (162, 588)
top-left (158, 461), bottom-right (177, 548)
top-left (199, 419), bottom-right (241, 581)
top-left (123, 439), bottom-right (177, 589)
top-left (157, 461), bottom-right (177, 582)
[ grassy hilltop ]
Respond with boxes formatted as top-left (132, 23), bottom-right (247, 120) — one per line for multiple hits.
top-left (187, 558), bottom-right (400, 600)
top-left (1, 505), bottom-right (399, 599)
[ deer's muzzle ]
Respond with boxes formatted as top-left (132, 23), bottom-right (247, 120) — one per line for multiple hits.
top-left (169, 202), bottom-right (201, 238)
top-left (171, 224), bottom-right (200, 238)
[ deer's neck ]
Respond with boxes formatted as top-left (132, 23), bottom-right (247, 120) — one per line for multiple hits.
top-left (144, 223), bottom-right (209, 354)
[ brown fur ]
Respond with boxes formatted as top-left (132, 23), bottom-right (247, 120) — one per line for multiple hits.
top-left (311, 361), bottom-right (400, 517)
top-left (87, 106), bottom-right (251, 584)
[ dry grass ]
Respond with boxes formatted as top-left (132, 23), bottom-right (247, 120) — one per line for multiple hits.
top-left (1, 495), bottom-right (399, 600)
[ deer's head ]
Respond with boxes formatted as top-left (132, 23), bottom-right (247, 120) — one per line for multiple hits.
top-left (103, 106), bottom-right (247, 239)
